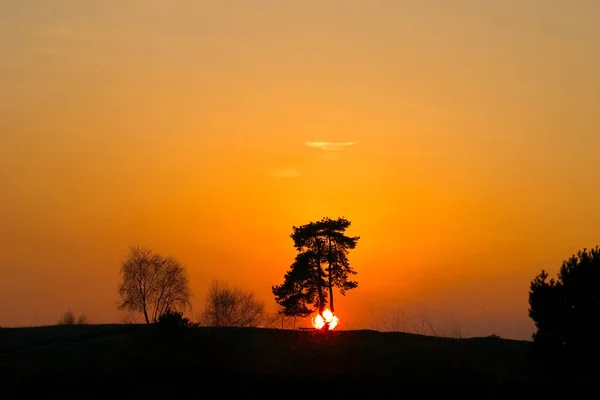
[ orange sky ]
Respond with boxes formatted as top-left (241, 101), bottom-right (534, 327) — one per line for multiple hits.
top-left (1, 0), bottom-right (599, 339)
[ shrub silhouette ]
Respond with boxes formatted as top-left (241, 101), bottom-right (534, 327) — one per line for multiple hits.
top-left (157, 308), bottom-right (198, 329)
top-left (529, 246), bottom-right (600, 359)
top-left (58, 310), bottom-right (76, 325)
top-left (58, 310), bottom-right (87, 325)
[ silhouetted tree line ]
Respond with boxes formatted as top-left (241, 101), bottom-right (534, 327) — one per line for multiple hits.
top-left (112, 220), bottom-right (600, 369)
top-left (116, 246), bottom-right (276, 328)
top-left (115, 218), bottom-right (361, 331)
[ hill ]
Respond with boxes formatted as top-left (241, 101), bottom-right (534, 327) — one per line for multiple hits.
top-left (0, 324), bottom-right (586, 398)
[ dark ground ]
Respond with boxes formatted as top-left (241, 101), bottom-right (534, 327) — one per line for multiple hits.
top-left (0, 324), bottom-right (596, 398)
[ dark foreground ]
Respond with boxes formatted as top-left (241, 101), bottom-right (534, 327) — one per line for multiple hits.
top-left (0, 324), bottom-right (596, 398)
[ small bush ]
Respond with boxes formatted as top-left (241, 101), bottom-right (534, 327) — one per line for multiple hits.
top-left (58, 310), bottom-right (88, 325)
top-left (157, 308), bottom-right (198, 329)
top-left (58, 310), bottom-right (76, 325)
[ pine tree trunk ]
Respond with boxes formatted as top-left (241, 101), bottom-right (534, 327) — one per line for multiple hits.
top-left (327, 237), bottom-right (334, 313)
top-left (316, 242), bottom-right (326, 315)
top-left (329, 281), bottom-right (334, 314)
top-left (317, 285), bottom-right (325, 315)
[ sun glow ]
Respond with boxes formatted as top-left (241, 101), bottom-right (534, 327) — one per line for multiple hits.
top-left (311, 309), bottom-right (339, 330)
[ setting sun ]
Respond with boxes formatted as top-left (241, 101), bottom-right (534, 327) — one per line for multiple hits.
top-left (312, 309), bottom-right (340, 330)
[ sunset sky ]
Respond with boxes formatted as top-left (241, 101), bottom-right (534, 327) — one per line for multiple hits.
top-left (1, 0), bottom-right (599, 339)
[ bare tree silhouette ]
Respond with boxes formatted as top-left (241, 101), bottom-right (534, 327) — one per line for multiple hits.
top-left (118, 246), bottom-right (191, 324)
top-left (200, 280), bottom-right (274, 327)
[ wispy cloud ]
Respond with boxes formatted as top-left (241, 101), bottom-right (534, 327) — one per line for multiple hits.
top-left (305, 141), bottom-right (357, 152)
top-left (266, 168), bottom-right (302, 178)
